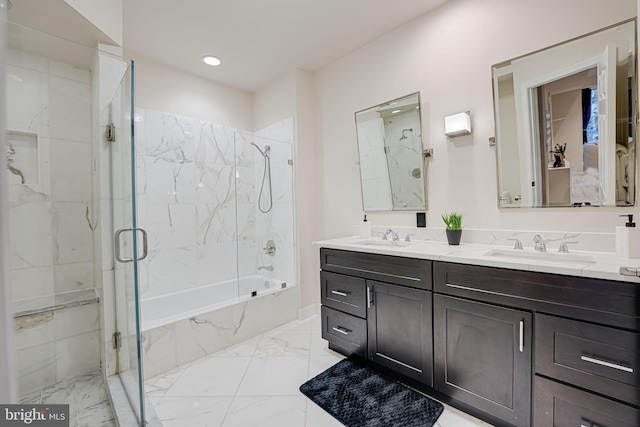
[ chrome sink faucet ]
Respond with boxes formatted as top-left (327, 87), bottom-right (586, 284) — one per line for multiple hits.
top-left (558, 240), bottom-right (577, 253)
top-left (507, 237), bottom-right (523, 250)
top-left (533, 235), bottom-right (547, 252)
top-left (383, 228), bottom-right (400, 241)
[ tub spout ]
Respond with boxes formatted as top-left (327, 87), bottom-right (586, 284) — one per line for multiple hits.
top-left (258, 265), bottom-right (273, 271)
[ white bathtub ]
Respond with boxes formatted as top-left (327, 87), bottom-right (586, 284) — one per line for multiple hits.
top-left (141, 275), bottom-right (290, 331)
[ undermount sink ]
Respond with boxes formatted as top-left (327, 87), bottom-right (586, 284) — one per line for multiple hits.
top-left (353, 239), bottom-right (416, 248)
top-left (483, 249), bottom-right (597, 264)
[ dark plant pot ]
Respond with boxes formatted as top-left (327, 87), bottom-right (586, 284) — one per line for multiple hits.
top-left (446, 229), bottom-right (462, 245)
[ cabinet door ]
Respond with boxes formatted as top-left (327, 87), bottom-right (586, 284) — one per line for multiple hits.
top-left (367, 281), bottom-right (433, 385)
top-left (433, 294), bottom-right (531, 427)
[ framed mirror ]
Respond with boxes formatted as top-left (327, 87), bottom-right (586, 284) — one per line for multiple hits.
top-left (492, 20), bottom-right (637, 208)
top-left (355, 92), bottom-right (426, 211)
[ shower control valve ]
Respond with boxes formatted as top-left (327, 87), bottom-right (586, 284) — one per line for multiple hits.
top-left (264, 239), bottom-right (276, 256)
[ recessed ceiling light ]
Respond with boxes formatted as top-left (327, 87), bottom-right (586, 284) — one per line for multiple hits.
top-left (391, 109), bottom-right (402, 114)
top-left (203, 55), bottom-right (221, 66)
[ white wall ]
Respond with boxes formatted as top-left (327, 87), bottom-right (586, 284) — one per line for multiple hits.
top-left (65, 0), bottom-right (123, 46)
top-left (294, 70), bottom-right (321, 309)
top-left (314, 0), bottom-right (637, 238)
top-left (253, 69), bottom-right (297, 130)
top-left (128, 54), bottom-right (253, 131)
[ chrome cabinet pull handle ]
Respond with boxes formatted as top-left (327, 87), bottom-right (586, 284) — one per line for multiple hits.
top-left (581, 355), bottom-right (634, 373)
top-left (115, 227), bottom-right (148, 263)
top-left (519, 320), bottom-right (524, 352)
top-left (445, 283), bottom-right (502, 296)
top-left (367, 286), bottom-right (372, 308)
top-left (332, 326), bottom-right (350, 335)
top-left (331, 290), bottom-right (349, 297)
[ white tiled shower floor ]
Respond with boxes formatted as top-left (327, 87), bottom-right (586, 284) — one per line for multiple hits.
top-left (145, 315), bottom-right (493, 427)
top-left (20, 371), bottom-right (116, 427)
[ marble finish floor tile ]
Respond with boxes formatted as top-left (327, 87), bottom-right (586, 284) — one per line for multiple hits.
top-left (145, 315), bottom-right (494, 427)
top-left (20, 370), bottom-right (116, 427)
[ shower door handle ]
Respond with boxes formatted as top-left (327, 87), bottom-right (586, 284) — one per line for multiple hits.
top-left (114, 227), bottom-right (148, 263)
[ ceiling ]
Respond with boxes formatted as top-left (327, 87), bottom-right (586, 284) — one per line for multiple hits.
top-left (6, 0), bottom-right (118, 70)
top-left (123, 0), bottom-right (450, 93)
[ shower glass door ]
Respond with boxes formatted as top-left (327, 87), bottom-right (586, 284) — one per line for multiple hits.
top-left (105, 57), bottom-right (146, 424)
top-left (234, 131), bottom-right (295, 299)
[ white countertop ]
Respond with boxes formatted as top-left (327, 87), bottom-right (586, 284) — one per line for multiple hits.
top-left (314, 236), bottom-right (640, 284)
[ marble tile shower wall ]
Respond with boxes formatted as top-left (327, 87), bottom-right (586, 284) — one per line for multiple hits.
top-left (383, 109), bottom-right (424, 208)
top-left (135, 110), bottom-right (295, 300)
top-left (6, 49), bottom-right (100, 394)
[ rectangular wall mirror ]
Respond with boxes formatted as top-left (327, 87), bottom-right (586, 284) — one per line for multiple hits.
top-left (492, 20), bottom-right (637, 208)
top-left (355, 92), bottom-right (426, 211)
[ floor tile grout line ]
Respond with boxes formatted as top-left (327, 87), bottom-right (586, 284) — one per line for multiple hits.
top-left (147, 358), bottom-right (196, 404)
top-left (217, 331), bottom-right (266, 426)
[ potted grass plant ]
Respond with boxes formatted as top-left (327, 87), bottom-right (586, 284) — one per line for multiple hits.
top-left (442, 212), bottom-right (463, 245)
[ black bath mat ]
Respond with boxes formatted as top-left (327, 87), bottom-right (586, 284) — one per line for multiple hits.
top-left (299, 357), bottom-right (444, 427)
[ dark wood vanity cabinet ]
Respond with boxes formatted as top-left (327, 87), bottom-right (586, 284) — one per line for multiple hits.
top-left (319, 248), bottom-right (434, 384)
top-left (319, 249), bottom-right (640, 427)
top-left (433, 294), bottom-right (532, 427)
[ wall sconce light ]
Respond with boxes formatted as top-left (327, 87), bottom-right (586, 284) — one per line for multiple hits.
top-left (444, 111), bottom-right (471, 137)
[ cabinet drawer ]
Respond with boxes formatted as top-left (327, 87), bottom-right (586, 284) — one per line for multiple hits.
top-left (320, 271), bottom-right (366, 318)
top-left (534, 376), bottom-right (640, 427)
top-left (321, 306), bottom-right (367, 357)
top-left (535, 314), bottom-right (640, 406)
top-left (433, 262), bottom-right (639, 330)
top-left (321, 248), bottom-right (432, 290)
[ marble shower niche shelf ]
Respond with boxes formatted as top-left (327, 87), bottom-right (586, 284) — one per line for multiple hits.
top-left (13, 288), bottom-right (99, 318)
top-left (6, 131), bottom-right (39, 185)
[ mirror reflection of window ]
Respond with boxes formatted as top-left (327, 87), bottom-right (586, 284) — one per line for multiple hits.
top-left (583, 88), bottom-right (599, 144)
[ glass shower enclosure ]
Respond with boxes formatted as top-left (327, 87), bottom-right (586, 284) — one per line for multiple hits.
top-left (5, 21), bottom-right (146, 425)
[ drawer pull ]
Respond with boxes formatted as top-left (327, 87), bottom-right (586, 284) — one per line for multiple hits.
top-left (519, 320), bottom-right (524, 352)
top-left (446, 283), bottom-right (503, 296)
top-left (332, 326), bottom-right (351, 335)
top-left (367, 286), bottom-right (372, 309)
top-left (581, 355), bottom-right (634, 373)
top-left (331, 290), bottom-right (349, 297)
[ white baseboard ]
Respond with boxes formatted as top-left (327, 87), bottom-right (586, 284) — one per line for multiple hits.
top-left (298, 303), bottom-right (320, 320)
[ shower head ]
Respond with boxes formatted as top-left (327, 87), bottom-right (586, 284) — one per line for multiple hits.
top-left (250, 142), bottom-right (270, 158)
top-left (400, 128), bottom-right (413, 141)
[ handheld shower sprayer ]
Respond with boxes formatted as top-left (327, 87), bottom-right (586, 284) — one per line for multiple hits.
top-left (250, 142), bottom-right (273, 213)
top-left (251, 142), bottom-right (270, 158)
